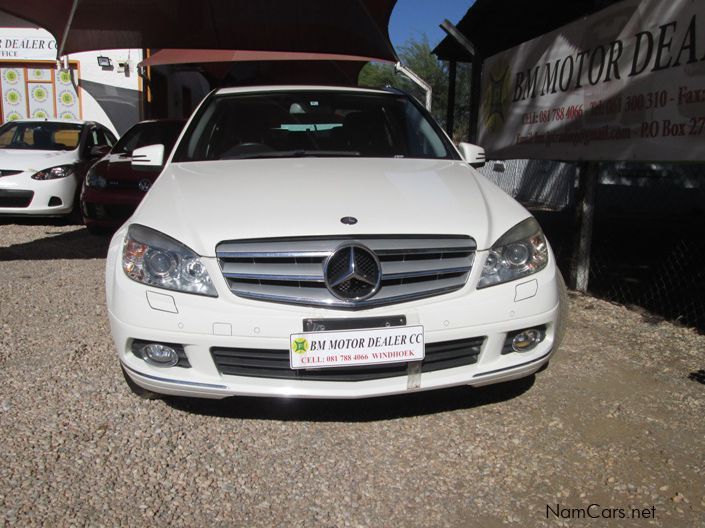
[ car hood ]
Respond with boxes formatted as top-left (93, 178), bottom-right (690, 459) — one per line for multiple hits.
top-left (0, 148), bottom-right (78, 172)
top-left (95, 152), bottom-right (161, 184)
top-left (131, 158), bottom-right (530, 256)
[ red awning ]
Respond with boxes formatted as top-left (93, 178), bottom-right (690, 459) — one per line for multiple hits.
top-left (0, 0), bottom-right (398, 62)
top-left (139, 49), bottom-right (393, 68)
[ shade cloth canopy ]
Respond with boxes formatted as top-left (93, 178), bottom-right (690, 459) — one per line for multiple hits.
top-left (0, 0), bottom-right (398, 62)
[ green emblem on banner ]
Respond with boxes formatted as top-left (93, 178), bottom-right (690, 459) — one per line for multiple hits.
top-left (60, 91), bottom-right (74, 106)
top-left (4, 70), bottom-right (18, 84)
top-left (33, 86), bottom-right (48, 102)
top-left (6, 90), bottom-right (20, 105)
top-left (482, 59), bottom-right (512, 133)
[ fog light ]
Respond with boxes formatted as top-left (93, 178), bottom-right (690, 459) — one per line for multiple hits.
top-left (511, 328), bottom-right (543, 352)
top-left (131, 339), bottom-right (190, 368)
top-left (143, 343), bottom-right (179, 366)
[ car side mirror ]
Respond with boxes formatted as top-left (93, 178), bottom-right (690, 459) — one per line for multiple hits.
top-left (132, 144), bottom-right (165, 167)
top-left (458, 142), bottom-right (486, 168)
top-left (89, 145), bottom-right (110, 158)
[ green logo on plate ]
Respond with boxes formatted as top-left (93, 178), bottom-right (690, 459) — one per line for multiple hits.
top-left (291, 338), bottom-right (309, 354)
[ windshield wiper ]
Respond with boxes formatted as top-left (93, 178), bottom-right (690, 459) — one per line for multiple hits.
top-left (290, 150), bottom-right (361, 158)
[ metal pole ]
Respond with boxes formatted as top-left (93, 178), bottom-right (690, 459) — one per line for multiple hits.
top-left (57, 0), bottom-right (80, 59)
top-left (394, 62), bottom-right (433, 111)
top-left (440, 20), bottom-right (476, 57)
top-left (570, 161), bottom-right (599, 292)
top-left (439, 19), bottom-right (481, 144)
top-left (446, 60), bottom-right (457, 137)
top-left (468, 55), bottom-right (482, 144)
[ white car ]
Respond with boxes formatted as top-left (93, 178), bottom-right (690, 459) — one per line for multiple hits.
top-left (106, 85), bottom-right (567, 400)
top-left (0, 119), bottom-right (116, 218)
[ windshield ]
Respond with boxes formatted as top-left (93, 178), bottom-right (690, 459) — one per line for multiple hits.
top-left (0, 122), bottom-right (83, 151)
top-left (173, 90), bottom-right (458, 162)
top-left (113, 121), bottom-right (185, 155)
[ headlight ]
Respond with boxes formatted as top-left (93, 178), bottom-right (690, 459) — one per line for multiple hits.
top-left (477, 217), bottom-right (548, 289)
top-left (122, 224), bottom-right (217, 297)
top-left (31, 164), bottom-right (75, 180)
top-left (85, 166), bottom-right (107, 188)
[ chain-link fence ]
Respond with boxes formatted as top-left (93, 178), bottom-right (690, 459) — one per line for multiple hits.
top-left (478, 159), bottom-right (576, 211)
top-left (484, 160), bottom-right (705, 333)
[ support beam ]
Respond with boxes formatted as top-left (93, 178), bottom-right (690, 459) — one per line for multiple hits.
top-left (468, 55), bottom-right (482, 144)
top-left (440, 20), bottom-right (476, 58)
top-left (395, 62), bottom-right (432, 110)
top-left (569, 161), bottom-right (599, 292)
top-left (57, 0), bottom-right (80, 59)
top-left (446, 60), bottom-right (456, 136)
top-left (439, 19), bottom-right (481, 144)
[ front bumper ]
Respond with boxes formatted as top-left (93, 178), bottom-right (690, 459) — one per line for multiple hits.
top-left (0, 172), bottom-right (77, 215)
top-left (81, 186), bottom-right (142, 228)
top-left (107, 232), bottom-right (567, 399)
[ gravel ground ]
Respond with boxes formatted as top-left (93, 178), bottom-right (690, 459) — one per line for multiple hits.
top-left (1, 222), bottom-right (704, 527)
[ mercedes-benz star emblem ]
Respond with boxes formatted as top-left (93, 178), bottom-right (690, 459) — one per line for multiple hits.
top-left (138, 179), bottom-right (152, 192)
top-left (324, 244), bottom-right (381, 301)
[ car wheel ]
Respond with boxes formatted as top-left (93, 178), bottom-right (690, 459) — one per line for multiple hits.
top-left (121, 364), bottom-right (161, 400)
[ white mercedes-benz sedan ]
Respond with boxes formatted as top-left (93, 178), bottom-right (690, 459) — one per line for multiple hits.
top-left (106, 85), bottom-right (567, 400)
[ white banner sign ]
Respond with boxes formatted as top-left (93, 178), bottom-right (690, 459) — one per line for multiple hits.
top-left (479, 0), bottom-right (705, 161)
top-left (0, 29), bottom-right (57, 61)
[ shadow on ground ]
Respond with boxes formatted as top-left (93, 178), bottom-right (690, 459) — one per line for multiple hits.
top-left (0, 221), bottom-right (110, 261)
top-left (163, 375), bottom-right (536, 422)
top-left (688, 370), bottom-right (705, 385)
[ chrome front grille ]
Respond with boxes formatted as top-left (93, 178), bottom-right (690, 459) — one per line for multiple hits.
top-left (216, 236), bottom-right (475, 309)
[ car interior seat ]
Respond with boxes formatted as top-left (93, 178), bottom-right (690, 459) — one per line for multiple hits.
top-left (341, 111), bottom-right (392, 155)
top-left (33, 127), bottom-right (54, 149)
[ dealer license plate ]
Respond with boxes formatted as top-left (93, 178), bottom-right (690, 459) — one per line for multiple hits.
top-left (289, 325), bottom-right (424, 369)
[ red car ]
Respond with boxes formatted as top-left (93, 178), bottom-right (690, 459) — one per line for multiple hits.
top-left (80, 119), bottom-right (185, 233)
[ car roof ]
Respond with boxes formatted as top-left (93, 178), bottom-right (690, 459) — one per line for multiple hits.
top-left (6, 118), bottom-right (90, 126)
top-left (215, 85), bottom-right (391, 96)
top-left (135, 119), bottom-right (187, 125)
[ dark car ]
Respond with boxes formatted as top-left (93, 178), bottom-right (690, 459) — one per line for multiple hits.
top-left (80, 119), bottom-right (185, 233)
